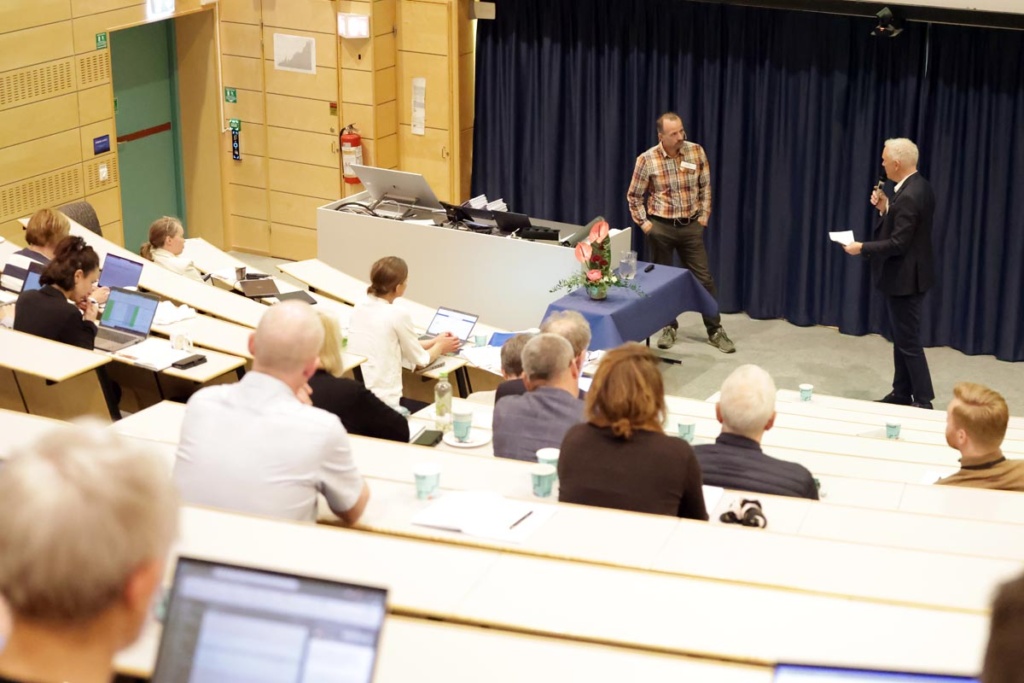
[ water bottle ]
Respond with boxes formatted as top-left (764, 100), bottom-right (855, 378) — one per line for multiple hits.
top-left (434, 371), bottom-right (452, 432)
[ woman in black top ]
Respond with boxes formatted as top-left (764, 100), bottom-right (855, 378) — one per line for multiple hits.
top-left (14, 236), bottom-right (100, 349)
top-left (558, 343), bottom-right (708, 521)
top-left (308, 312), bottom-right (410, 442)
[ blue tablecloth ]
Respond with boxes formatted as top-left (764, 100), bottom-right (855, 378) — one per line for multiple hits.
top-left (542, 262), bottom-right (719, 350)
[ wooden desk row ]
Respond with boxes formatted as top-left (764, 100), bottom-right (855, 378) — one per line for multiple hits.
top-left (0, 410), bottom-right (997, 676)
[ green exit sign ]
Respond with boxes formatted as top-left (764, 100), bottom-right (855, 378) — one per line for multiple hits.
top-left (224, 87), bottom-right (237, 104)
top-left (95, 32), bottom-right (108, 50)
top-left (228, 119), bottom-right (241, 131)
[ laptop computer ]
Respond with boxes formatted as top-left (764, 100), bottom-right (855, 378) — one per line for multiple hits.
top-left (21, 261), bottom-right (45, 292)
top-left (1, 258), bottom-right (45, 294)
top-left (93, 287), bottom-right (160, 353)
top-left (238, 278), bottom-right (281, 298)
top-left (773, 664), bottom-right (977, 682)
top-left (98, 253), bottom-right (144, 289)
top-left (151, 556), bottom-right (388, 683)
top-left (276, 289), bottom-right (317, 305)
top-left (418, 306), bottom-right (478, 342)
top-left (493, 211), bottom-right (532, 234)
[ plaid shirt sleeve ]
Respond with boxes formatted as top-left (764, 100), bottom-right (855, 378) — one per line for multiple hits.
top-left (693, 143), bottom-right (712, 226)
top-left (626, 153), bottom-right (650, 226)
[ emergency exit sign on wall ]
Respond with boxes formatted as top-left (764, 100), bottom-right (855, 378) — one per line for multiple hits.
top-left (224, 87), bottom-right (237, 103)
top-left (95, 32), bottom-right (108, 49)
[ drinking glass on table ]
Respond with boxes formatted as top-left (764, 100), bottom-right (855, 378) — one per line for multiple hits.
top-left (619, 250), bottom-right (638, 280)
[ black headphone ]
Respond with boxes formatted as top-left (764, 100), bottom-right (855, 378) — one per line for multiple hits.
top-left (719, 498), bottom-right (768, 529)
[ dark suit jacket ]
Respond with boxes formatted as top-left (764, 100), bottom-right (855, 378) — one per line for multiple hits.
top-left (694, 433), bottom-right (819, 500)
top-left (14, 285), bottom-right (97, 349)
top-left (308, 369), bottom-right (410, 443)
top-left (861, 172), bottom-right (935, 296)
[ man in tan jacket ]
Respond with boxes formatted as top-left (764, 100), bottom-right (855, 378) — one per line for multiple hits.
top-left (938, 382), bottom-right (1024, 492)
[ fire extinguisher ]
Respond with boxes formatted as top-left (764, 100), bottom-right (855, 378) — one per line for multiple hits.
top-left (341, 124), bottom-right (363, 184)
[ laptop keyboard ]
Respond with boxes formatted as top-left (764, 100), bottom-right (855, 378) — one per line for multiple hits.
top-left (95, 329), bottom-right (138, 351)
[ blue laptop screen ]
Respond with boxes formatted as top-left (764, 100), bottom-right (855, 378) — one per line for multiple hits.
top-left (774, 664), bottom-right (977, 682)
top-left (22, 265), bottom-right (43, 292)
top-left (100, 289), bottom-right (159, 335)
top-left (98, 253), bottom-right (144, 289)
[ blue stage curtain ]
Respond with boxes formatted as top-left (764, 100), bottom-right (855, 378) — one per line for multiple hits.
top-left (472, 0), bottom-right (1024, 361)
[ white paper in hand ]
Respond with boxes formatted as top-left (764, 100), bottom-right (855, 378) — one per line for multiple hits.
top-left (829, 230), bottom-right (855, 246)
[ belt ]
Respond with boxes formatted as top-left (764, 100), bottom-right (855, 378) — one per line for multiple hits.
top-left (649, 213), bottom-right (699, 226)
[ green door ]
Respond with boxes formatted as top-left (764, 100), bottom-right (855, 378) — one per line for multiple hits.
top-left (111, 20), bottom-right (186, 252)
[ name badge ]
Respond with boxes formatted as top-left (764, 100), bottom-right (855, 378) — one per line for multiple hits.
top-left (680, 161), bottom-right (697, 171)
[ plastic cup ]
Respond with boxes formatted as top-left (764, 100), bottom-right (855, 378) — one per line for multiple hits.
top-left (413, 463), bottom-right (441, 500)
top-left (620, 250), bottom-right (638, 280)
top-left (474, 333), bottom-right (488, 347)
top-left (677, 422), bottom-right (696, 443)
top-left (452, 408), bottom-right (474, 443)
top-left (536, 447), bottom-right (560, 468)
top-left (799, 383), bottom-right (814, 401)
top-left (885, 422), bottom-right (901, 440)
top-left (531, 464), bottom-right (556, 497)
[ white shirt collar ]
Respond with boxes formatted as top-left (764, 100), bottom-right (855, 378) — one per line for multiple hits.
top-left (894, 170), bottom-right (917, 193)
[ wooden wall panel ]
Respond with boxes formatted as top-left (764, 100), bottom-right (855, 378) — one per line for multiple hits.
top-left (341, 102), bottom-right (374, 136)
top-left (100, 218), bottom-right (123, 246)
top-left (340, 37), bottom-right (373, 72)
top-left (264, 64), bottom-right (338, 101)
top-left (374, 66), bottom-right (396, 105)
top-left (225, 153), bottom-right (267, 189)
top-left (0, 130), bottom-right (81, 188)
top-left (268, 128), bottom-right (338, 168)
top-left (229, 185), bottom-right (268, 221)
top-left (341, 69), bottom-right (373, 106)
top-left (222, 55), bottom-right (263, 93)
top-left (0, 22), bottom-right (74, 73)
top-left (262, 0), bottom-right (336, 33)
top-left (219, 22), bottom-right (262, 58)
top-left (459, 126), bottom-right (472, 201)
top-left (269, 191), bottom-right (322, 229)
top-left (0, 58), bottom-right (77, 112)
top-left (0, 94), bottom-right (79, 149)
top-left (219, 0), bottom-right (261, 24)
top-left (373, 133), bottom-right (398, 169)
top-left (0, 0), bottom-right (72, 35)
top-left (268, 159), bottom-right (338, 199)
top-left (397, 1), bottom-right (448, 55)
top-left (398, 125), bottom-right (450, 200)
top-left (374, 0), bottom-right (397, 36)
top-left (87, 186), bottom-right (121, 226)
top-left (224, 93), bottom-right (265, 125)
top-left (266, 94), bottom-right (338, 134)
top-left (73, 7), bottom-right (150, 54)
top-left (229, 215), bottom-right (270, 253)
top-left (269, 223), bottom-right (317, 261)
top-left (78, 84), bottom-right (114, 125)
top-left (71, 0), bottom-right (142, 17)
top-left (459, 50), bottom-right (474, 130)
top-left (374, 32), bottom-right (396, 70)
top-left (397, 52), bottom-right (448, 127)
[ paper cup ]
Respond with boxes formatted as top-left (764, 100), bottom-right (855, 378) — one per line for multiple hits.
top-left (452, 408), bottom-right (474, 443)
top-left (885, 422), bottom-right (901, 440)
top-left (799, 383), bottom-right (814, 401)
top-left (531, 464), bottom-right (556, 498)
top-left (474, 333), bottom-right (488, 347)
top-left (677, 422), bottom-right (696, 443)
top-left (413, 463), bottom-right (441, 500)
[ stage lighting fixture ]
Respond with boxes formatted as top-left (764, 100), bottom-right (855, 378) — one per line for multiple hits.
top-left (872, 7), bottom-right (904, 38)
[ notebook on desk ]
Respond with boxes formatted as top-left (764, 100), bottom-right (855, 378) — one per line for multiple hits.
top-left (97, 253), bottom-right (144, 289)
top-left (773, 664), bottom-right (977, 682)
top-left (93, 287), bottom-right (160, 353)
top-left (151, 556), bottom-right (388, 683)
top-left (418, 306), bottom-right (478, 342)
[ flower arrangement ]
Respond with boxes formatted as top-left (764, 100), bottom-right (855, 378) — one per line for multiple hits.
top-left (551, 220), bottom-right (644, 299)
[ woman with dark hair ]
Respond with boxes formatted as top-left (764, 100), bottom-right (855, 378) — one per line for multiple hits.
top-left (558, 342), bottom-right (708, 521)
top-left (14, 236), bottom-right (101, 349)
top-left (346, 256), bottom-right (460, 408)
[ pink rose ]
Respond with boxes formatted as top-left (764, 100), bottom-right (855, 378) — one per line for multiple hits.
top-left (587, 220), bottom-right (610, 244)
top-left (575, 241), bottom-right (593, 264)
top-left (586, 269), bottom-right (603, 282)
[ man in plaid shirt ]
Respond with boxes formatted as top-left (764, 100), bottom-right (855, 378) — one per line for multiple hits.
top-left (627, 112), bottom-right (735, 353)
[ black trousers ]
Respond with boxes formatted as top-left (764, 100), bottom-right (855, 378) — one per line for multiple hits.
top-left (647, 217), bottom-right (722, 335)
top-left (886, 292), bottom-right (934, 403)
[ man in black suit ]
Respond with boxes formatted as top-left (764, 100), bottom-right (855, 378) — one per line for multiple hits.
top-left (845, 138), bottom-right (936, 409)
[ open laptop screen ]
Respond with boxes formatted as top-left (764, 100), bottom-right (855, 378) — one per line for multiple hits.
top-left (99, 288), bottom-right (159, 335)
top-left (426, 306), bottom-right (478, 341)
top-left (22, 262), bottom-right (44, 292)
top-left (152, 557), bottom-right (388, 683)
top-left (774, 664), bottom-right (977, 682)
top-left (98, 253), bottom-right (144, 289)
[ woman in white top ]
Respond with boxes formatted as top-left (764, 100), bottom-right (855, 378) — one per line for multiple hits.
top-left (347, 256), bottom-right (460, 408)
top-left (140, 216), bottom-right (204, 282)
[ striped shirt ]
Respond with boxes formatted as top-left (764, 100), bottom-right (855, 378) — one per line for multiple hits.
top-left (1, 248), bottom-right (48, 293)
top-left (627, 141), bottom-right (712, 226)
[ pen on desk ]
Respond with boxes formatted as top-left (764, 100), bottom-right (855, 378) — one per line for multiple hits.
top-left (509, 510), bottom-right (533, 530)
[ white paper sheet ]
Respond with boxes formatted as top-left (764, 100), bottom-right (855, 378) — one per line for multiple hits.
top-left (273, 33), bottom-right (316, 75)
top-left (413, 491), bottom-right (555, 543)
top-left (828, 230), bottom-right (855, 246)
top-left (114, 338), bottom-right (191, 372)
top-left (411, 77), bottom-right (426, 135)
top-left (154, 301), bottom-right (197, 326)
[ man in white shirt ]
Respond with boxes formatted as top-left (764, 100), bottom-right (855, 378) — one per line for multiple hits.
top-left (174, 301), bottom-right (370, 523)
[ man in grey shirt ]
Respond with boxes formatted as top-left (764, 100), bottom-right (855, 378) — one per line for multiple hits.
top-left (492, 333), bottom-right (585, 461)
top-left (174, 301), bottom-right (370, 523)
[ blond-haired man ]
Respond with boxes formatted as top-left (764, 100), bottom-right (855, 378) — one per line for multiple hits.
top-left (937, 382), bottom-right (1024, 491)
top-left (0, 427), bottom-right (178, 683)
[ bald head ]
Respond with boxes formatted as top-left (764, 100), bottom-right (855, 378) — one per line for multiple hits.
top-left (251, 301), bottom-right (324, 377)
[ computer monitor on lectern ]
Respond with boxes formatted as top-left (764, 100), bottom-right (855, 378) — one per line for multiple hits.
top-left (352, 164), bottom-right (443, 211)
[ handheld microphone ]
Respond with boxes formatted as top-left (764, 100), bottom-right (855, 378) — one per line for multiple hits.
top-left (875, 174), bottom-right (886, 191)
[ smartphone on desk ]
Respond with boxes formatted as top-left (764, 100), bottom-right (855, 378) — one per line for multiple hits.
top-left (411, 429), bottom-right (444, 447)
top-left (172, 354), bottom-right (207, 370)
